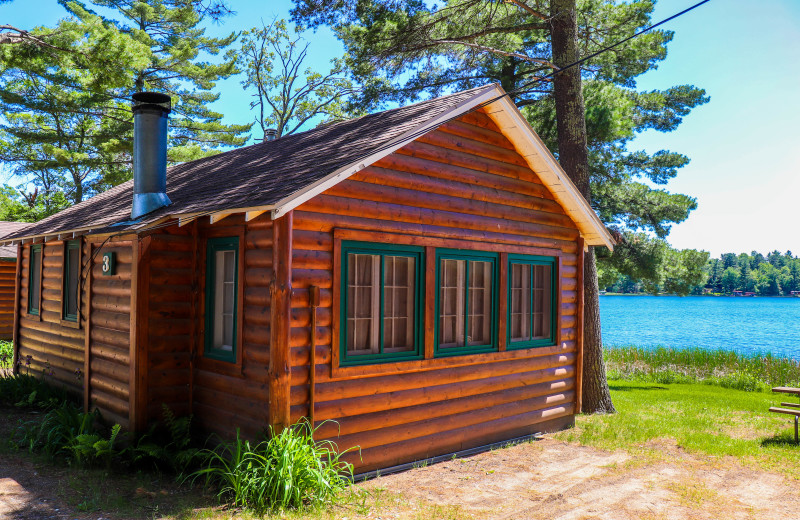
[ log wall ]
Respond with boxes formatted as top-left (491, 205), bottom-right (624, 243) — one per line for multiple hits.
top-left (141, 227), bottom-right (195, 423)
top-left (188, 214), bottom-right (273, 439)
top-left (85, 237), bottom-right (135, 428)
top-left (290, 109), bottom-right (582, 472)
top-left (0, 258), bottom-right (16, 339)
top-left (17, 242), bottom-right (85, 397)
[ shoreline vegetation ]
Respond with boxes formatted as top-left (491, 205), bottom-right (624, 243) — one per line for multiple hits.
top-left (604, 345), bottom-right (800, 391)
top-left (603, 250), bottom-right (800, 297)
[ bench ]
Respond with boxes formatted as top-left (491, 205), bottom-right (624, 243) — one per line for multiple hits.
top-left (770, 387), bottom-right (800, 442)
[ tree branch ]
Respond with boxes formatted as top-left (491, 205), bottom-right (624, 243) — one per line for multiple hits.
top-left (434, 40), bottom-right (559, 69)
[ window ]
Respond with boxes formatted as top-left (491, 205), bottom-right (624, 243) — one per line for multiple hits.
top-left (507, 255), bottom-right (555, 348)
top-left (62, 240), bottom-right (80, 321)
top-left (435, 250), bottom-right (498, 355)
top-left (28, 245), bottom-right (42, 315)
top-left (340, 242), bottom-right (424, 365)
top-left (204, 237), bottom-right (239, 363)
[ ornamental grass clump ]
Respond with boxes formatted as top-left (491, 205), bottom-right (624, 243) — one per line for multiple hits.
top-left (191, 420), bottom-right (353, 513)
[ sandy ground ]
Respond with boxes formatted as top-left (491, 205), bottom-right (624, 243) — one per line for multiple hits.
top-left (1, 429), bottom-right (800, 519)
top-left (361, 437), bottom-right (800, 520)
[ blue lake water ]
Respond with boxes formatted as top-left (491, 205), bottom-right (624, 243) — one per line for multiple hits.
top-left (599, 295), bottom-right (800, 359)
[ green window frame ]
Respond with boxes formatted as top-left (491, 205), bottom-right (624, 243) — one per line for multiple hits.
top-left (434, 249), bottom-right (498, 356)
top-left (62, 240), bottom-right (80, 321)
top-left (507, 254), bottom-right (556, 349)
top-left (28, 244), bottom-right (42, 316)
top-left (204, 237), bottom-right (240, 363)
top-left (340, 241), bottom-right (425, 366)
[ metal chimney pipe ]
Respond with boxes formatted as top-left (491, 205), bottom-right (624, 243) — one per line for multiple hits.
top-left (131, 92), bottom-right (172, 219)
top-left (264, 128), bottom-right (278, 141)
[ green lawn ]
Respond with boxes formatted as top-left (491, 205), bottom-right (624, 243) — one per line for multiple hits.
top-left (557, 380), bottom-right (800, 478)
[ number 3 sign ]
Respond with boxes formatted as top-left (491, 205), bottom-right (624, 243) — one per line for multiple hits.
top-left (101, 252), bottom-right (116, 276)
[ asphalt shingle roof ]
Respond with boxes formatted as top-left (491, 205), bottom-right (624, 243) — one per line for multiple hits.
top-left (0, 221), bottom-right (29, 257)
top-left (5, 85), bottom-right (496, 241)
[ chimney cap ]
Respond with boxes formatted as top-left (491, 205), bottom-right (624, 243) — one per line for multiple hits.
top-left (132, 91), bottom-right (171, 114)
top-left (265, 128), bottom-right (278, 141)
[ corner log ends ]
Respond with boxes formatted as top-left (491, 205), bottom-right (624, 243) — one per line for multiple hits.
top-left (269, 211), bottom-right (293, 431)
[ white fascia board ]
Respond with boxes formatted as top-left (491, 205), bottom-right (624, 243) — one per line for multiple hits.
top-left (483, 91), bottom-right (615, 251)
top-left (269, 87), bottom-right (501, 220)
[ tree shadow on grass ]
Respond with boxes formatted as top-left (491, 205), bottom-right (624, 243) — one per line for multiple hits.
top-left (609, 384), bottom-right (668, 392)
top-left (761, 432), bottom-right (800, 448)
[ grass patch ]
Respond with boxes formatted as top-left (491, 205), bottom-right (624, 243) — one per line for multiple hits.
top-left (557, 380), bottom-right (800, 478)
top-left (0, 340), bottom-right (12, 369)
top-left (605, 346), bottom-right (800, 390)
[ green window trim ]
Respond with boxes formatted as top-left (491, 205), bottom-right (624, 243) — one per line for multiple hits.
top-left (62, 240), bottom-right (80, 322)
top-left (204, 237), bottom-right (240, 363)
top-left (506, 254), bottom-right (557, 349)
top-left (434, 249), bottom-right (499, 357)
top-left (28, 244), bottom-right (42, 315)
top-left (340, 241), bottom-right (425, 366)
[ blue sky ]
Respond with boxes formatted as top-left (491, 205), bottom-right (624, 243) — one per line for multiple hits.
top-left (2, 0), bottom-right (799, 257)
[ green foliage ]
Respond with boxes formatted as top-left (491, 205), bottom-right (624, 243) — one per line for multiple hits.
top-left (0, 340), bottom-right (12, 369)
top-left (605, 346), bottom-right (800, 390)
top-left (18, 401), bottom-right (102, 460)
top-left (291, 0), bottom-right (708, 289)
top-left (192, 420), bottom-right (354, 513)
top-left (556, 380), bottom-right (800, 476)
top-left (0, 0), bottom-right (250, 211)
top-left (597, 232), bottom-right (708, 295)
top-left (69, 423), bottom-right (122, 467)
top-left (234, 19), bottom-right (362, 140)
top-left (130, 404), bottom-right (201, 474)
top-left (0, 372), bottom-right (70, 409)
top-left (611, 250), bottom-right (800, 296)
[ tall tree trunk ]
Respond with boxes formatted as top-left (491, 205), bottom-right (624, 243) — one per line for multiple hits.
top-left (549, 0), bottom-right (615, 413)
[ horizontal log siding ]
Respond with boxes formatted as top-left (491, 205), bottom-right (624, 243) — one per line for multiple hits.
top-left (191, 214), bottom-right (272, 439)
top-left (144, 228), bottom-right (195, 422)
top-left (87, 239), bottom-right (134, 428)
top-left (291, 109), bottom-right (580, 472)
top-left (17, 243), bottom-right (84, 397)
top-left (0, 259), bottom-right (16, 339)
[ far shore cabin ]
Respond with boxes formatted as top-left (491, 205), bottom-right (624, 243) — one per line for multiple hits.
top-left (3, 85), bottom-right (613, 473)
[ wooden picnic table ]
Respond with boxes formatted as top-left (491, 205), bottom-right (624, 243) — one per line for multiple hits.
top-left (770, 387), bottom-right (800, 442)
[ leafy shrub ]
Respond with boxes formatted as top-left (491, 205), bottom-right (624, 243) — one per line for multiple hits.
top-left (19, 402), bottom-right (102, 460)
top-left (130, 405), bottom-right (201, 474)
top-left (192, 420), bottom-right (353, 513)
top-left (0, 373), bottom-right (69, 409)
top-left (69, 423), bottom-right (122, 467)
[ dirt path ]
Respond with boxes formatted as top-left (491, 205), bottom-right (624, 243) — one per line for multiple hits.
top-left (362, 438), bottom-right (800, 520)
top-left (2, 430), bottom-right (799, 519)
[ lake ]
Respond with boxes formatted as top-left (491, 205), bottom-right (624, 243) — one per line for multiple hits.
top-left (599, 295), bottom-right (800, 359)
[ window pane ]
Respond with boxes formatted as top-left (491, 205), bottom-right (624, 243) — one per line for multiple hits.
top-left (65, 246), bottom-right (79, 317)
top-left (510, 263), bottom-right (531, 342)
top-left (467, 260), bottom-right (492, 346)
top-left (346, 253), bottom-right (380, 354)
top-left (383, 255), bottom-right (415, 353)
top-left (532, 265), bottom-right (551, 340)
top-left (213, 248), bottom-right (237, 351)
top-left (30, 248), bottom-right (41, 313)
top-left (439, 259), bottom-right (465, 348)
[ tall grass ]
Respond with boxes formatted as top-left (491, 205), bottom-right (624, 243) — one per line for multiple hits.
top-left (605, 346), bottom-right (800, 391)
top-left (191, 420), bottom-right (353, 513)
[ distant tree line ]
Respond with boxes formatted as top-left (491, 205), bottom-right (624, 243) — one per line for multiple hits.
top-left (603, 250), bottom-right (800, 296)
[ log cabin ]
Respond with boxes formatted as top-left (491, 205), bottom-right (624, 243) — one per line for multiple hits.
top-left (0, 221), bottom-right (28, 340)
top-left (2, 85), bottom-right (613, 473)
